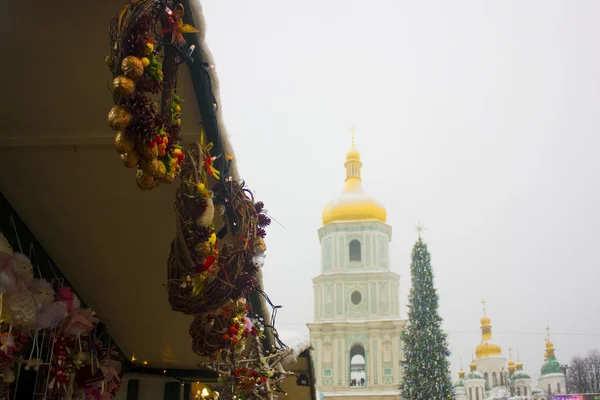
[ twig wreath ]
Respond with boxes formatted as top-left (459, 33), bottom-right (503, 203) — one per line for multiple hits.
top-left (167, 134), bottom-right (269, 318)
top-left (107, 0), bottom-right (198, 190)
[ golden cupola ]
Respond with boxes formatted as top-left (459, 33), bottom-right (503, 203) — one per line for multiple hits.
top-left (322, 138), bottom-right (387, 226)
top-left (475, 306), bottom-right (502, 359)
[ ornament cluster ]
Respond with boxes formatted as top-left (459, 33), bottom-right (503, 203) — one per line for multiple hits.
top-left (107, 0), bottom-right (199, 190)
top-left (0, 233), bottom-right (123, 398)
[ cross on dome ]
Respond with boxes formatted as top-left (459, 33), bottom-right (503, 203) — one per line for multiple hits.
top-left (481, 298), bottom-right (487, 316)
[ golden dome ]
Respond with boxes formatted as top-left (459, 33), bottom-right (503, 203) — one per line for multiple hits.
top-left (475, 309), bottom-right (502, 359)
top-left (322, 138), bottom-right (386, 226)
top-left (508, 360), bottom-right (515, 367)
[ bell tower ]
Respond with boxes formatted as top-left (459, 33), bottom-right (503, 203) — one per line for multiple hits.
top-left (308, 138), bottom-right (405, 399)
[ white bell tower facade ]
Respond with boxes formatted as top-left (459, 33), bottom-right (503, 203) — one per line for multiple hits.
top-left (308, 139), bottom-right (404, 399)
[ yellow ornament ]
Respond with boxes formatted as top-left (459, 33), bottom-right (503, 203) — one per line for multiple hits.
top-left (197, 183), bottom-right (206, 192)
top-left (121, 56), bottom-right (144, 79)
top-left (112, 75), bottom-right (136, 96)
top-left (208, 233), bottom-right (217, 246)
top-left (192, 274), bottom-right (206, 297)
top-left (174, 105), bottom-right (181, 113)
top-left (141, 57), bottom-right (150, 68)
top-left (108, 105), bottom-right (131, 131)
top-left (135, 169), bottom-right (155, 190)
top-left (145, 42), bottom-right (154, 54)
top-left (114, 132), bottom-right (134, 154)
top-left (156, 160), bottom-right (167, 178)
top-left (121, 151), bottom-right (139, 168)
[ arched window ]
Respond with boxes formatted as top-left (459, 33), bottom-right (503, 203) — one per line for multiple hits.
top-left (517, 387), bottom-right (521, 396)
top-left (484, 372), bottom-right (489, 389)
top-left (548, 383), bottom-right (551, 393)
top-left (469, 387), bottom-right (472, 400)
top-left (349, 345), bottom-right (366, 387)
top-left (492, 372), bottom-right (497, 387)
top-left (500, 372), bottom-right (504, 385)
top-left (557, 382), bottom-right (561, 393)
top-left (524, 387), bottom-right (528, 396)
top-left (349, 240), bottom-right (361, 262)
top-left (475, 387), bottom-right (480, 400)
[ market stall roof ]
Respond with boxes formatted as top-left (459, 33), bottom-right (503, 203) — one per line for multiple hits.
top-left (0, 0), bottom-right (267, 369)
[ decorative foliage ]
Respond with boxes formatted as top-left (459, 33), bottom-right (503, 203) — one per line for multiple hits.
top-left (107, 0), bottom-right (198, 189)
top-left (400, 238), bottom-right (454, 400)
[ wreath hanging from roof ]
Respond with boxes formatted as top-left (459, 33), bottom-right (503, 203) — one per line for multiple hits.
top-left (106, 0), bottom-right (199, 190)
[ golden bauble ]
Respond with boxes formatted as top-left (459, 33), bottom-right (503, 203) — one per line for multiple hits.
top-left (121, 56), bottom-right (144, 79)
top-left (114, 132), bottom-right (134, 154)
top-left (108, 105), bottom-right (131, 131)
top-left (121, 151), bottom-right (139, 168)
top-left (137, 142), bottom-right (159, 160)
top-left (139, 158), bottom-right (159, 176)
top-left (195, 242), bottom-right (212, 258)
top-left (136, 169), bottom-right (155, 190)
top-left (112, 75), bottom-right (136, 96)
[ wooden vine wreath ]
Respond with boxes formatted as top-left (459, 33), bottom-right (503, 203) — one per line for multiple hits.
top-left (167, 138), bottom-right (269, 318)
top-left (107, 0), bottom-right (199, 190)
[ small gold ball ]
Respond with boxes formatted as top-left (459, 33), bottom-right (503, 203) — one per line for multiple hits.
top-left (139, 158), bottom-right (159, 176)
top-left (108, 105), bottom-right (131, 131)
top-left (121, 151), bottom-right (139, 168)
top-left (114, 132), bottom-right (134, 154)
top-left (136, 169), bottom-right (155, 190)
top-left (112, 75), bottom-right (136, 96)
top-left (121, 56), bottom-right (144, 79)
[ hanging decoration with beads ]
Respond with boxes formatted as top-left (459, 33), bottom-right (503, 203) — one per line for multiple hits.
top-left (107, 0), bottom-right (198, 190)
top-left (0, 232), bottom-right (124, 399)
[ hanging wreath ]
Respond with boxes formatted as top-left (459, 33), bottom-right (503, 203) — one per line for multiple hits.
top-left (167, 137), bottom-right (270, 318)
top-left (107, 0), bottom-right (199, 190)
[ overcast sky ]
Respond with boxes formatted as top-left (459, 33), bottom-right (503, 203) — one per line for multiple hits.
top-left (201, 0), bottom-right (600, 380)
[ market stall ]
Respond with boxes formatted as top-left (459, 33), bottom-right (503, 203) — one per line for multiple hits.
top-left (0, 0), bottom-right (311, 399)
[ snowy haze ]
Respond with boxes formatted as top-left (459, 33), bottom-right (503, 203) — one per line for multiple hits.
top-left (201, 0), bottom-right (600, 380)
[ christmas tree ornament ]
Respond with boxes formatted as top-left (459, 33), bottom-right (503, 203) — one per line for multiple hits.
top-left (107, 105), bottom-right (131, 131)
top-left (114, 132), bottom-right (135, 154)
top-left (112, 75), bottom-right (136, 96)
top-left (121, 56), bottom-right (144, 79)
top-left (121, 152), bottom-right (139, 168)
top-left (136, 169), bottom-right (155, 190)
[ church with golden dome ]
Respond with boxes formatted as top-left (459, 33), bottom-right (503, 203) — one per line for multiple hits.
top-left (308, 138), bottom-right (404, 399)
top-left (454, 303), bottom-right (566, 400)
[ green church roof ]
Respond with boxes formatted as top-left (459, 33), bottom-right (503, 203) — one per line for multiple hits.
top-left (513, 370), bottom-right (531, 380)
top-left (541, 355), bottom-right (563, 375)
top-left (455, 379), bottom-right (464, 388)
top-left (465, 371), bottom-right (484, 380)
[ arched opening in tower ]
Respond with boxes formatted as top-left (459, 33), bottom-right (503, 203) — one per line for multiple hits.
top-left (350, 345), bottom-right (366, 387)
top-left (349, 240), bottom-right (361, 262)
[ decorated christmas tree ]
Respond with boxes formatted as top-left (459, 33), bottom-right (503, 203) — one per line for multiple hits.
top-left (400, 233), bottom-right (454, 400)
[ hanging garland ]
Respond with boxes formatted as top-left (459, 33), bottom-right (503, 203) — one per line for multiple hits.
top-left (107, 0), bottom-right (199, 190)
